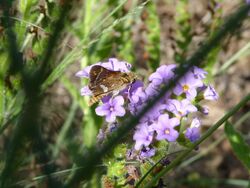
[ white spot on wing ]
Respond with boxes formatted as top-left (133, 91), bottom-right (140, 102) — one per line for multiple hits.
top-left (100, 84), bottom-right (108, 92)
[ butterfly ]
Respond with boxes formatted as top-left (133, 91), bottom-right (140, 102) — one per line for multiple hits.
top-left (88, 65), bottom-right (137, 106)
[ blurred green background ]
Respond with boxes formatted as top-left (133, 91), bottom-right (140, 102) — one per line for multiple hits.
top-left (0, 0), bottom-right (249, 187)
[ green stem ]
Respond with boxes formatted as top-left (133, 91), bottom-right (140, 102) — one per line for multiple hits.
top-left (144, 94), bottom-right (250, 188)
top-left (215, 41), bottom-right (250, 76)
top-left (136, 149), bottom-right (187, 187)
top-left (179, 111), bottom-right (250, 168)
top-left (53, 101), bottom-right (78, 158)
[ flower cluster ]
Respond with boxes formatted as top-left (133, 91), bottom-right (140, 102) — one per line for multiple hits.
top-left (76, 58), bottom-right (219, 159)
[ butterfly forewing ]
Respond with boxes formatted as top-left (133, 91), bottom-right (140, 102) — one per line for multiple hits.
top-left (88, 65), bottom-right (136, 106)
top-left (89, 65), bottom-right (123, 92)
top-left (89, 65), bottom-right (117, 85)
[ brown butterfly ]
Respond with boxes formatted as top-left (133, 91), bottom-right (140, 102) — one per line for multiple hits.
top-left (88, 65), bottom-right (137, 106)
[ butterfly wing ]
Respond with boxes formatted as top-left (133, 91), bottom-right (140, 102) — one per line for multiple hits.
top-left (88, 65), bottom-right (125, 106)
top-left (88, 65), bottom-right (136, 106)
top-left (89, 65), bottom-right (125, 92)
top-left (89, 65), bottom-right (111, 85)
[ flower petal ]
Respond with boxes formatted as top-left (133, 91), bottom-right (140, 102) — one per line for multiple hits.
top-left (173, 84), bottom-right (183, 96)
top-left (186, 88), bottom-right (197, 100)
top-left (114, 106), bottom-right (126, 117)
top-left (80, 86), bottom-right (92, 96)
top-left (105, 113), bottom-right (116, 122)
top-left (112, 95), bottom-right (124, 106)
top-left (95, 104), bottom-right (110, 116)
top-left (169, 118), bottom-right (180, 127)
top-left (101, 58), bottom-right (132, 72)
top-left (75, 69), bottom-right (89, 78)
top-left (134, 141), bottom-right (144, 150)
top-left (166, 129), bottom-right (179, 142)
top-left (204, 85), bottom-right (219, 100)
top-left (158, 114), bottom-right (170, 125)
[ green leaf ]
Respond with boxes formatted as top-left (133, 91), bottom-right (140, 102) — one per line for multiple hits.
top-left (60, 76), bottom-right (101, 147)
top-left (224, 121), bottom-right (250, 171)
top-left (19, 0), bottom-right (36, 19)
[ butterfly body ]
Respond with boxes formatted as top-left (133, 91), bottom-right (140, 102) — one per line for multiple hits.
top-left (88, 65), bottom-right (136, 106)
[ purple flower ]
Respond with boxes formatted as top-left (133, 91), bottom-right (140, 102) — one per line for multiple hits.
top-left (124, 80), bottom-right (144, 98)
top-left (75, 58), bottom-right (132, 78)
top-left (130, 102), bottom-right (164, 124)
top-left (185, 128), bottom-right (200, 142)
top-left (80, 86), bottom-right (92, 96)
top-left (140, 103), bottom-right (163, 123)
top-left (173, 71), bottom-right (203, 100)
top-left (145, 83), bottom-right (160, 98)
top-left (192, 66), bottom-right (207, 79)
top-left (128, 86), bottom-right (165, 123)
top-left (201, 106), bottom-right (209, 115)
top-left (128, 85), bottom-right (146, 104)
top-left (144, 84), bottom-right (172, 102)
top-left (128, 103), bottom-right (142, 116)
top-left (95, 95), bottom-right (125, 122)
top-left (165, 99), bottom-right (197, 118)
top-left (75, 66), bottom-right (92, 78)
top-left (104, 58), bottom-right (132, 71)
top-left (149, 64), bottom-right (176, 86)
top-left (140, 147), bottom-right (155, 159)
top-left (185, 118), bottom-right (201, 142)
top-left (101, 95), bottom-right (112, 103)
top-left (203, 85), bottom-right (219, 100)
top-left (77, 60), bottom-right (219, 160)
top-left (154, 114), bottom-right (180, 142)
top-left (133, 123), bottom-right (154, 150)
top-left (127, 87), bottom-right (147, 116)
top-left (127, 85), bottom-right (159, 118)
